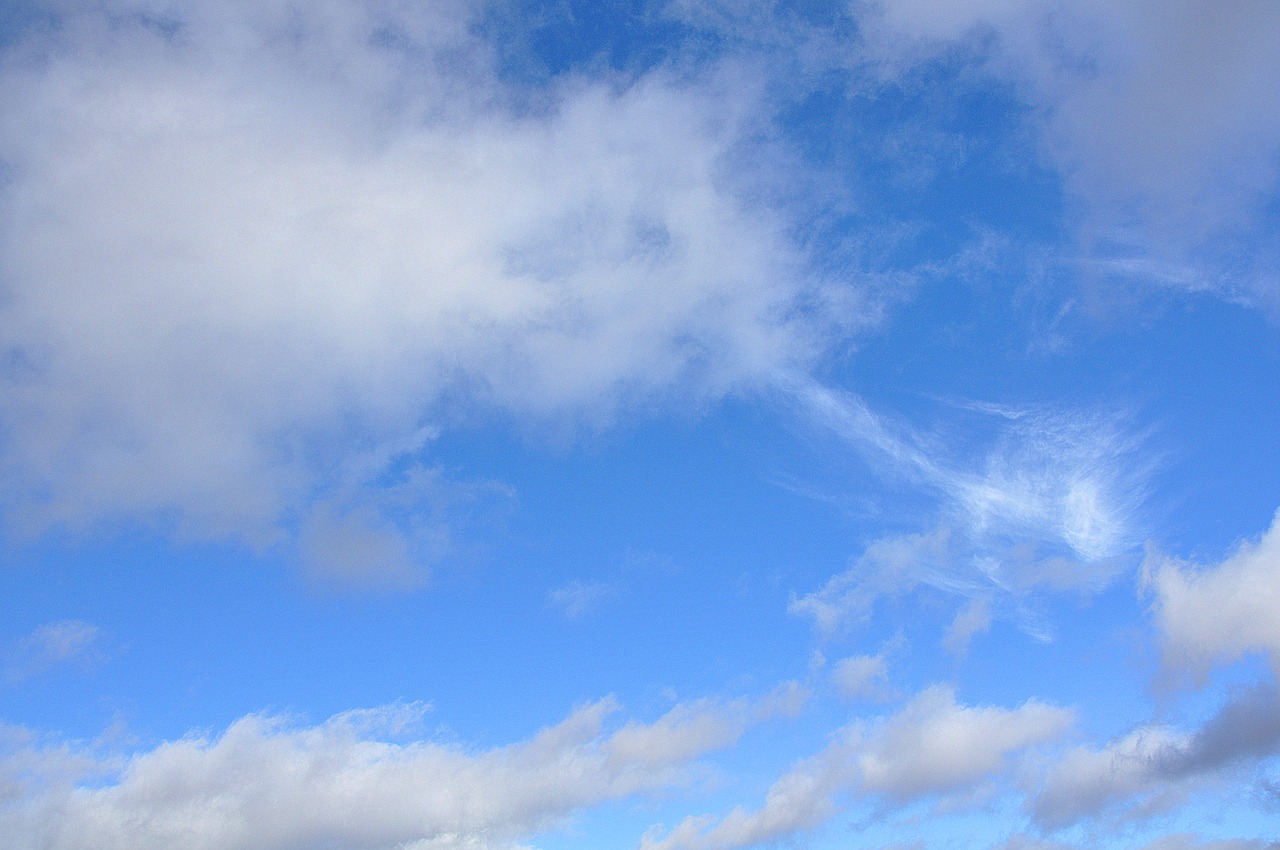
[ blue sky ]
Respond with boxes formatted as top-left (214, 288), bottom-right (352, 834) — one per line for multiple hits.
top-left (1, 1), bottom-right (1279, 848)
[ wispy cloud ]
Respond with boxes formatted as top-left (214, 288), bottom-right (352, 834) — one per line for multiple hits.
top-left (5, 621), bottom-right (103, 684)
top-left (783, 375), bottom-right (1144, 563)
top-left (547, 580), bottom-right (617, 620)
top-left (783, 372), bottom-right (1145, 637)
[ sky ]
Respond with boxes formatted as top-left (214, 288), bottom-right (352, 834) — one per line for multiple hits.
top-left (1, 1), bottom-right (1279, 848)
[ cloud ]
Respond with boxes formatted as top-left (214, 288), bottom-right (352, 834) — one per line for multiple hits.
top-left (0, 695), bottom-right (751, 850)
top-left (789, 527), bottom-right (953, 636)
top-left (547, 580), bottom-right (616, 620)
top-left (0, 0), bottom-right (825, 557)
top-left (1137, 836), bottom-right (1280, 850)
top-left (830, 653), bottom-right (890, 701)
top-left (865, 0), bottom-right (1280, 307)
top-left (997, 835), bottom-right (1280, 850)
top-left (1144, 509), bottom-right (1280, 677)
top-left (786, 379), bottom-right (1144, 640)
top-left (787, 379), bottom-right (1143, 565)
top-left (5, 620), bottom-right (102, 683)
top-left (643, 684), bottom-right (1073, 850)
top-left (943, 597), bottom-right (991, 658)
top-left (1032, 682), bottom-right (1280, 830)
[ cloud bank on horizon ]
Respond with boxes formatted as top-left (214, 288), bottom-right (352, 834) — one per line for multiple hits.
top-left (1, 1), bottom-right (1278, 849)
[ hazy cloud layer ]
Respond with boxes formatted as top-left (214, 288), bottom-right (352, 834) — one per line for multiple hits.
top-left (1, 696), bottom-right (752, 850)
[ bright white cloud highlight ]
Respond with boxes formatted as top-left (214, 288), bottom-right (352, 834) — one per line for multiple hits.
top-left (787, 379), bottom-right (1141, 565)
top-left (1145, 509), bottom-right (1280, 676)
top-left (643, 684), bottom-right (1073, 850)
top-left (0, 696), bottom-right (750, 850)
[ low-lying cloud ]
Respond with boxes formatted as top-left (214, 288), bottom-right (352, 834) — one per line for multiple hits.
top-left (1, 695), bottom-right (751, 850)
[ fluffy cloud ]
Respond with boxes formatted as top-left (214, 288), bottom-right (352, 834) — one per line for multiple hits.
top-left (1032, 682), bottom-right (1280, 829)
top-left (643, 685), bottom-right (1073, 850)
top-left (0, 696), bottom-right (751, 850)
top-left (1144, 509), bottom-right (1280, 677)
top-left (0, 0), bottom-right (823, 557)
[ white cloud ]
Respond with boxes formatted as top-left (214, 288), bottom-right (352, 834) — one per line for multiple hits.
top-left (1144, 509), bottom-right (1280, 677)
top-left (787, 379), bottom-right (1144, 640)
top-left (0, 0), bottom-right (824, 557)
top-left (853, 685), bottom-right (1073, 801)
top-left (643, 684), bottom-right (1073, 850)
top-left (0, 695), bottom-right (750, 850)
top-left (830, 653), bottom-right (890, 701)
top-left (787, 379), bottom-right (1142, 565)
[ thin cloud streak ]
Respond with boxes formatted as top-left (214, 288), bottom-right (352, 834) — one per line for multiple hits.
top-left (778, 374), bottom-right (1142, 565)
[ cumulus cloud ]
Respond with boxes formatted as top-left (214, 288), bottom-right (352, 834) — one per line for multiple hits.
top-left (5, 620), bottom-right (102, 683)
top-left (0, 695), bottom-right (752, 850)
top-left (643, 684), bottom-right (1073, 850)
top-left (1144, 508), bottom-right (1280, 677)
top-left (1032, 682), bottom-right (1280, 830)
top-left (0, 0), bottom-right (824, 558)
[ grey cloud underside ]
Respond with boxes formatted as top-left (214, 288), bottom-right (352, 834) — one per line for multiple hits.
top-left (1033, 682), bottom-right (1280, 830)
